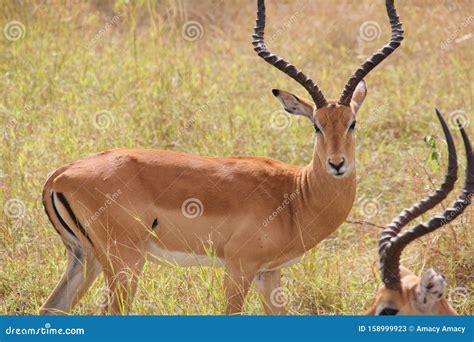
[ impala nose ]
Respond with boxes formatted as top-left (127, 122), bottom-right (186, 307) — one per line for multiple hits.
top-left (328, 158), bottom-right (345, 173)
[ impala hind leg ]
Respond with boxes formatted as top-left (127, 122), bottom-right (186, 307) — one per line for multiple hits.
top-left (255, 269), bottom-right (288, 315)
top-left (102, 249), bottom-right (146, 315)
top-left (40, 248), bottom-right (101, 315)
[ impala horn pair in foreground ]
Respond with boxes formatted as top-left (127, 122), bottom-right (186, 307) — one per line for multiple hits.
top-left (40, 0), bottom-right (405, 315)
top-left (369, 110), bottom-right (473, 315)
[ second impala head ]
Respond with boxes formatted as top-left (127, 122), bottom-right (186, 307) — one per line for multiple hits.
top-left (272, 80), bottom-right (367, 179)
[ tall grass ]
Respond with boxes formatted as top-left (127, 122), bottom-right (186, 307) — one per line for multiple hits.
top-left (0, 0), bottom-right (472, 315)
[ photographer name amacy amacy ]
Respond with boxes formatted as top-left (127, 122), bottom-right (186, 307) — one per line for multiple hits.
top-left (416, 326), bottom-right (466, 334)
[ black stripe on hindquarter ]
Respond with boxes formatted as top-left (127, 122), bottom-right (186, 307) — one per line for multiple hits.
top-left (151, 218), bottom-right (159, 230)
top-left (44, 194), bottom-right (73, 252)
top-left (51, 192), bottom-right (79, 241)
top-left (43, 195), bottom-right (63, 236)
top-left (54, 192), bottom-right (94, 246)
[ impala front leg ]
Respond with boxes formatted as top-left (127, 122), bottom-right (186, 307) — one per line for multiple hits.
top-left (255, 270), bottom-right (288, 315)
top-left (223, 259), bottom-right (258, 315)
top-left (102, 246), bottom-right (146, 315)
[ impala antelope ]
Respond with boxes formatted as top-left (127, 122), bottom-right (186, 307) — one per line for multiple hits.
top-left (40, 0), bottom-right (403, 315)
top-left (368, 110), bottom-right (473, 315)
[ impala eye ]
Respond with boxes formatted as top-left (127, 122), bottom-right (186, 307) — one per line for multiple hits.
top-left (349, 121), bottom-right (357, 131)
top-left (314, 123), bottom-right (322, 134)
top-left (378, 308), bottom-right (399, 316)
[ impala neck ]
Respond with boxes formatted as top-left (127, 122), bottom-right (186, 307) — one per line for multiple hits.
top-left (292, 152), bottom-right (357, 251)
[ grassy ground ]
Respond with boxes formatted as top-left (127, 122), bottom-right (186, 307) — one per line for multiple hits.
top-left (0, 0), bottom-right (472, 315)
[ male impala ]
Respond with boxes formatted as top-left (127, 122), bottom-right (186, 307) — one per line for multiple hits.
top-left (368, 110), bottom-right (473, 315)
top-left (40, 0), bottom-right (403, 315)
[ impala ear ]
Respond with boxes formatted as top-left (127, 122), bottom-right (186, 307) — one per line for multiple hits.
top-left (272, 89), bottom-right (315, 121)
top-left (350, 80), bottom-right (367, 114)
top-left (416, 269), bottom-right (447, 309)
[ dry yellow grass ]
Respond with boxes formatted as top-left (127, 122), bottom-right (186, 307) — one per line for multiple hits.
top-left (0, 0), bottom-right (472, 315)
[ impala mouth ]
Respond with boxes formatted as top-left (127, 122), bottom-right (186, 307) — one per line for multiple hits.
top-left (328, 167), bottom-right (351, 179)
top-left (331, 171), bottom-right (348, 179)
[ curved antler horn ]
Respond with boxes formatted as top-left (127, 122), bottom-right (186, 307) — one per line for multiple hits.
top-left (339, 0), bottom-right (404, 106)
top-left (252, 0), bottom-right (328, 109)
top-left (380, 111), bottom-right (473, 290)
